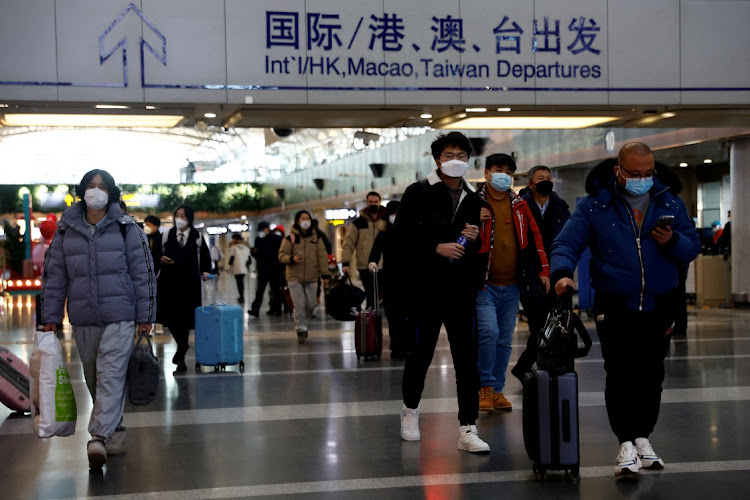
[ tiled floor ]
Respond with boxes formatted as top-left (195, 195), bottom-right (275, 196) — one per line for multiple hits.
top-left (1, 277), bottom-right (749, 499)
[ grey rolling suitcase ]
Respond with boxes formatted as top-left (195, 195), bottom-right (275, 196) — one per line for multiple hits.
top-left (522, 368), bottom-right (580, 482)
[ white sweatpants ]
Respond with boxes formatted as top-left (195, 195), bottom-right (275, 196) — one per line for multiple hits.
top-left (287, 281), bottom-right (317, 333)
top-left (72, 321), bottom-right (134, 439)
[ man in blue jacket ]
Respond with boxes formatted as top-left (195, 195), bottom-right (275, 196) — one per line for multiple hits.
top-left (551, 143), bottom-right (700, 476)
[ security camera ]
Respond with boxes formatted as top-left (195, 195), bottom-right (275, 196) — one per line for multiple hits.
top-left (354, 131), bottom-right (381, 144)
top-left (272, 128), bottom-right (294, 137)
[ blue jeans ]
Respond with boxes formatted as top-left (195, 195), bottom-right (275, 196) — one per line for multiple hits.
top-left (477, 284), bottom-right (520, 392)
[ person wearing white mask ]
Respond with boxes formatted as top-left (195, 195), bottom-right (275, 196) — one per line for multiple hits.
top-left (41, 169), bottom-right (156, 467)
top-left (157, 204), bottom-right (211, 373)
top-left (277, 210), bottom-right (330, 344)
top-left (475, 154), bottom-right (550, 413)
top-left (395, 132), bottom-right (489, 453)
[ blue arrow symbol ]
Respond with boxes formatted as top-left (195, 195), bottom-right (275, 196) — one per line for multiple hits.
top-left (99, 3), bottom-right (166, 87)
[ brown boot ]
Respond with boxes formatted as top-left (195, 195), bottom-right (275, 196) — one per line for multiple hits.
top-left (493, 391), bottom-right (513, 411)
top-left (478, 386), bottom-right (495, 411)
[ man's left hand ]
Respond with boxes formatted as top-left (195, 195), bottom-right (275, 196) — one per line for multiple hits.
top-left (540, 276), bottom-right (550, 293)
top-left (138, 323), bottom-right (152, 334)
top-left (652, 226), bottom-right (673, 245)
top-left (461, 223), bottom-right (479, 242)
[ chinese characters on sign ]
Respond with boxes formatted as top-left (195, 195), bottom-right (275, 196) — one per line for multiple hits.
top-left (265, 11), bottom-right (603, 83)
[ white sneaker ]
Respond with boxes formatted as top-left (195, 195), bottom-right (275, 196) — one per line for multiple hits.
top-left (106, 426), bottom-right (126, 455)
top-left (87, 439), bottom-right (107, 468)
top-left (615, 441), bottom-right (642, 476)
top-left (400, 405), bottom-right (420, 441)
top-left (457, 425), bottom-right (490, 453)
top-left (635, 437), bottom-right (664, 470)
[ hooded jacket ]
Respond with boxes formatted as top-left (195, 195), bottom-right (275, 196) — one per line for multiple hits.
top-left (341, 206), bottom-right (386, 270)
top-left (476, 184), bottom-right (550, 292)
top-left (278, 226), bottom-right (330, 282)
top-left (41, 201), bottom-right (156, 326)
top-left (550, 175), bottom-right (701, 311)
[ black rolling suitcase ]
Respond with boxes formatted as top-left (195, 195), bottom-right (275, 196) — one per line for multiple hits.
top-left (522, 289), bottom-right (591, 482)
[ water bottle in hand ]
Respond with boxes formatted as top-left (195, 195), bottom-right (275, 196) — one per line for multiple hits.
top-left (449, 235), bottom-right (470, 263)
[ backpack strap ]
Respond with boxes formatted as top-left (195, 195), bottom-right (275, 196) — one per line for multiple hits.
top-left (119, 222), bottom-right (127, 241)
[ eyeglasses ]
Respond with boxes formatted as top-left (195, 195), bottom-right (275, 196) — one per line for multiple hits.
top-left (441, 153), bottom-right (469, 162)
top-left (618, 165), bottom-right (657, 179)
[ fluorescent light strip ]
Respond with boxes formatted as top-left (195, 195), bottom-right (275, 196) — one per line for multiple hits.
top-left (444, 116), bottom-right (618, 130)
top-left (95, 104), bottom-right (130, 110)
top-left (465, 107), bottom-right (487, 112)
top-left (0, 113), bottom-right (184, 128)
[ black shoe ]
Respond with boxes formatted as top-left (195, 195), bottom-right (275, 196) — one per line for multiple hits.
top-left (174, 362), bottom-right (187, 373)
top-left (266, 310), bottom-right (282, 316)
top-left (511, 364), bottom-right (530, 385)
top-left (248, 310), bottom-right (259, 318)
top-left (172, 353), bottom-right (179, 365)
top-left (297, 331), bottom-right (308, 344)
top-left (237, 298), bottom-right (244, 304)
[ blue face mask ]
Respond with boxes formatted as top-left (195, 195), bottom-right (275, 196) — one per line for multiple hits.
top-left (619, 169), bottom-right (653, 196)
top-left (489, 172), bottom-right (512, 192)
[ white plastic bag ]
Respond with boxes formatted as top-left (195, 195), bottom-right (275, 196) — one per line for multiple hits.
top-left (29, 331), bottom-right (77, 438)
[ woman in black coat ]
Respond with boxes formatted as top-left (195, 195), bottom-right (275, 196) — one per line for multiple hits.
top-left (157, 204), bottom-right (211, 372)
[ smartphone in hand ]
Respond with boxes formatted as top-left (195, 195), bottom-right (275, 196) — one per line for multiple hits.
top-left (653, 215), bottom-right (675, 231)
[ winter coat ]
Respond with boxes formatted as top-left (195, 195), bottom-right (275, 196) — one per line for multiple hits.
top-left (476, 184), bottom-right (550, 293)
top-left (252, 231), bottom-right (283, 274)
top-left (519, 188), bottom-right (571, 258)
top-left (41, 201), bottom-right (156, 327)
top-left (228, 240), bottom-right (251, 275)
top-left (550, 175), bottom-right (701, 312)
top-left (156, 227), bottom-right (211, 329)
top-left (342, 206), bottom-right (387, 270)
top-left (278, 227), bottom-right (330, 283)
top-left (393, 169), bottom-right (482, 305)
top-left (147, 231), bottom-right (162, 275)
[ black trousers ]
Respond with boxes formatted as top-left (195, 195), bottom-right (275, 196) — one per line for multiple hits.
top-left (359, 270), bottom-right (380, 309)
top-left (234, 273), bottom-right (245, 301)
top-left (252, 271), bottom-right (283, 314)
top-left (594, 295), bottom-right (673, 444)
top-left (402, 300), bottom-right (479, 425)
top-left (171, 326), bottom-right (190, 362)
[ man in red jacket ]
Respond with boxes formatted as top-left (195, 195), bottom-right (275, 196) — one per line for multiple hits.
top-left (476, 154), bottom-right (549, 412)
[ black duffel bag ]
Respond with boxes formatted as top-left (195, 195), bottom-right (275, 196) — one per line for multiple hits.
top-left (127, 331), bottom-right (160, 405)
top-left (537, 288), bottom-right (592, 374)
top-left (325, 273), bottom-right (366, 321)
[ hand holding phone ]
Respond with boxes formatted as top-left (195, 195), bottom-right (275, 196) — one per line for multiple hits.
top-left (652, 215), bottom-right (674, 245)
top-left (654, 215), bottom-right (674, 230)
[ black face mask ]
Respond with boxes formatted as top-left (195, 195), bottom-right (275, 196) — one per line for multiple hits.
top-left (368, 205), bottom-right (380, 214)
top-left (534, 180), bottom-right (553, 196)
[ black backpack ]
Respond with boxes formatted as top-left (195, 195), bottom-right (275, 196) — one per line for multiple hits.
top-left (537, 292), bottom-right (592, 374)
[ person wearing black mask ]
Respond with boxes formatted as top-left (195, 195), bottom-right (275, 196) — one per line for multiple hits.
top-left (342, 191), bottom-right (386, 308)
top-left (512, 165), bottom-right (571, 382)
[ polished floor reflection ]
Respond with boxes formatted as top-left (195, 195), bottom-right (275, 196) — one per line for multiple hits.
top-left (1, 278), bottom-right (749, 499)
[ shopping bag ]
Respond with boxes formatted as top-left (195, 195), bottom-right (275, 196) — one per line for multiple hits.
top-left (127, 331), bottom-right (160, 405)
top-left (29, 331), bottom-right (77, 438)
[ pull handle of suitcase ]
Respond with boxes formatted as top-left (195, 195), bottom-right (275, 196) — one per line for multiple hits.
top-left (371, 268), bottom-right (379, 313)
top-left (200, 274), bottom-right (217, 310)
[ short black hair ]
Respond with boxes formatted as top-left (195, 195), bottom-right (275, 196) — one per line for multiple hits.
top-left (431, 132), bottom-right (472, 160)
top-left (75, 169), bottom-right (122, 206)
top-left (366, 191), bottom-right (381, 200)
top-left (145, 215), bottom-right (160, 227)
top-left (527, 165), bottom-right (551, 180)
top-left (257, 221), bottom-right (270, 232)
top-left (485, 153), bottom-right (517, 173)
top-left (231, 233), bottom-right (243, 240)
top-left (385, 200), bottom-right (401, 215)
top-left (173, 204), bottom-right (195, 226)
top-left (294, 210), bottom-right (312, 224)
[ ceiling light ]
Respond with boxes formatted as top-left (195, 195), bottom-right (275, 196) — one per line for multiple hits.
top-left (95, 104), bottom-right (130, 110)
top-left (465, 107), bottom-right (487, 113)
top-left (204, 112), bottom-right (217, 118)
top-left (497, 107), bottom-right (511, 112)
top-left (145, 105), bottom-right (157, 110)
top-left (679, 162), bottom-right (688, 167)
top-left (703, 159), bottom-right (712, 164)
top-left (660, 112), bottom-right (677, 118)
top-left (420, 113), bottom-right (432, 119)
top-left (0, 113), bottom-right (185, 128)
top-left (0, 104), bottom-right (8, 108)
top-left (442, 116), bottom-right (618, 130)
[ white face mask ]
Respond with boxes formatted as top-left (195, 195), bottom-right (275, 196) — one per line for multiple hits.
top-left (84, 188), bottom-right (109, 211)
top-left (143, 225), bottom-right (153, 235)
top-left (440, 159), bottom-right (469, 178)
top-left (299, 220), bottom-right (311, 230)
top-left (175, 217), bottom-right (189, 230)
top-left (389, 215), bottom-right (396, 224)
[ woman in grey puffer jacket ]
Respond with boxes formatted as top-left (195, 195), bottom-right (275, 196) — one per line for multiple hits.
top-left (42, 169), bottom-right (156, 469)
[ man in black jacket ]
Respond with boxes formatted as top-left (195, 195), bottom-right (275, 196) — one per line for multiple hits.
top-left (395, 131), bottom-right (489, 453)
top-left (512, 165), bottom-right (571, 380)
top-left (249, 221), bottom-right (284, 317)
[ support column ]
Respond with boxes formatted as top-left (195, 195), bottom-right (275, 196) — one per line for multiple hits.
top-left (730, 139), bottom-right (750, 305)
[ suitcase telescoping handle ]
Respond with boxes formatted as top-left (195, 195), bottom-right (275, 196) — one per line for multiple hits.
top-left (200, 273), bottom-right (217, 311)
top-left (371, 268), bottom-right (379, 313)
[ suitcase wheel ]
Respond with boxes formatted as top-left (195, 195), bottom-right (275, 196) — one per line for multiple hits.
top-left (214, 365), bottom-right (220, 372)
top-left (220, 364), bottom-right (227, 372)
top-left (566, 468), bottom-right (580, 484)
top-left (239, 361), bottom-right (245, 372)
top-left (195, 362), bottom-right (201, 372)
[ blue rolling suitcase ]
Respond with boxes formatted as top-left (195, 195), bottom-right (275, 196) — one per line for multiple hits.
top-left (194, 278), bottom-right (245, 373)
